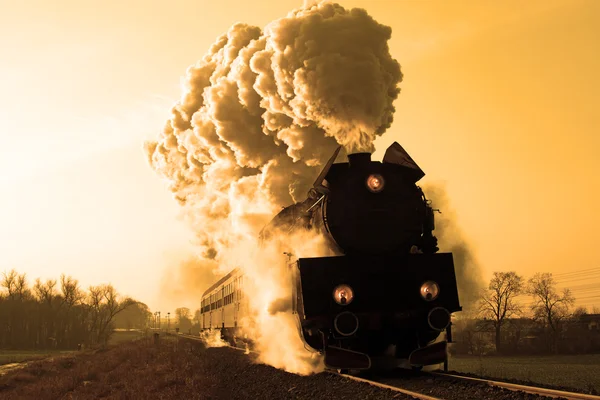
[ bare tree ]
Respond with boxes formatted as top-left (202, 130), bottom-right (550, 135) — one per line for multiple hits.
top-left (1, 270), bottom-right (30, 299)
top-left (112, 302), bottom-right (152, 330)
top-left (33, 279), bottom-right (57, 305)
top-left (0, 269), bottom-right (146, 350)
top-left (60, 274), bottom-right (83, 308)
top-left (88, 284), bottom-right (136, 345)
top-left (572, 306), bottom-right (587, 319)
top-left (1, 270), bottom-right (18, 297)
top-left (175, 307), bottom-right (191, 322)
top-left (479, 271), bottom-right (523, 353)
top-left (527, 272), bottom-right (575, 353)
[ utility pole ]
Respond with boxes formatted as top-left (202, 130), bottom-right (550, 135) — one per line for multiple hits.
top-left (158, 311), bottom-right (161, 329)
top-left (167, 312), bottom-right (170, 332)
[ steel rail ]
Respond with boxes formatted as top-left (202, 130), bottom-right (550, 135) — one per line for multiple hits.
top-left (337, 373), bottom-right (442, 400)
top-left (431, 372), bottom-right (600, 400)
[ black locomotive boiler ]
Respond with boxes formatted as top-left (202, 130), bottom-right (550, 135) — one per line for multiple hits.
top-left (260, 142), bottom-right (462, 371)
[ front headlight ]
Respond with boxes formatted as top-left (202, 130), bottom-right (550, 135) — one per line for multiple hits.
top-left (366, 174), bottom-right (385, 193)
top-left (420, 281), bottom-right (440, 301)
top-left (333, 284), bottom-right (354, 305)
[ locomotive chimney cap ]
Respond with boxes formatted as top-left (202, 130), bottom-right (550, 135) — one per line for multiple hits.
top-left (347, 152), bottom-right (371, 167)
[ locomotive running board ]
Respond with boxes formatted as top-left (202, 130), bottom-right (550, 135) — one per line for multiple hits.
top-left (409, 340), bottom-right (448, 367)
top-left (324, 346), bottom-right (371, 370)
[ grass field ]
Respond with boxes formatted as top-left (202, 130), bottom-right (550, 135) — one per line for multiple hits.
top-left (108, 330), bottom-right (145, 345)
top-left (0, 330), bottom-right (144, 367)
top-left (449, 354), bottom-right (600, 393)
top-left (0, 350), bottom-right (74, 366)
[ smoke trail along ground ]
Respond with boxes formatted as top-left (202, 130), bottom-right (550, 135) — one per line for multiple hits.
top-left (423, 182), bottom-right (485, 311)
top-left (144, 1), bottom-right (402, 374)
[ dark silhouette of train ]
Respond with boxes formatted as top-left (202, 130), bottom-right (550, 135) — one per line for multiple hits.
top-left (199, 142), bottom-right (462, 371)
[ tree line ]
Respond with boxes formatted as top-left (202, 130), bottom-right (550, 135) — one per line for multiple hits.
top-left (0, 269), bottom-right (151, 350)
top-left (453, 271), bottom-right (600, 355)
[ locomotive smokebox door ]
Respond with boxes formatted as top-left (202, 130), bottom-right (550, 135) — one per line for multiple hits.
top-left (297, 253), bottom-right (461, 319)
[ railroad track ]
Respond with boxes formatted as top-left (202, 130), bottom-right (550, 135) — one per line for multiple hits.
top-left (175, 333), bottom-right (598, 400)
top-left (337, 372), bottom-right (442, 400)
top-left (370, 369), bottom-right (600, 400)
top-left (176, 333), bottom-right (438, 399)
top-left (429, 372), bottom-right (600, 400)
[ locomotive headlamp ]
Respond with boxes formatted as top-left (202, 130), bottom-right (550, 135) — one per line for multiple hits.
top-left (420, 281), bottom-right (440, 301)
top-left (366, 174), bottom-right (385, 193)
top-left (333, 284), bottom-right (354, 305)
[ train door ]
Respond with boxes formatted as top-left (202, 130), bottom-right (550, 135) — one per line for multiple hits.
top-left (203, 298), bottom-right (207, 329)
top-left (209, 293), bottom-right (213, 329)
top-left (221, 286), bottom-right (225, 328)
top-left (233, 277), bottom-right (238, 328)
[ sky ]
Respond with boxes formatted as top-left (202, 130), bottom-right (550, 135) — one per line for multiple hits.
top-left (0, 0), bottom-right (598, 312)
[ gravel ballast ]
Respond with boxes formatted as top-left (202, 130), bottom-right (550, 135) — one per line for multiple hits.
top-left (0, 336), bottom-right (580, 399)
top-left (0, 337), bottom-right (412, 399)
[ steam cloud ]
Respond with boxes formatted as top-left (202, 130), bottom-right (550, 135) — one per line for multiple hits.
top-left (159, 256), bottom-right (220, 308)
top-left (423, 183), bottom-right (484, 310)
top-left (144, 0), bottom-right (402, 375)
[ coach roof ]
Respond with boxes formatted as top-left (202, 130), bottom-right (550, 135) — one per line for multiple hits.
top-left (201, 268), bottom-right (241, 297)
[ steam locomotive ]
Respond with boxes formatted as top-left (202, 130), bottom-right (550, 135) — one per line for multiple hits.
top-left (199, 142), bottom-right (462, 371)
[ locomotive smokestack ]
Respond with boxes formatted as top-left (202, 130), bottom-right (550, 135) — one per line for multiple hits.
top-left (348, 153), bottom-right (372, 167)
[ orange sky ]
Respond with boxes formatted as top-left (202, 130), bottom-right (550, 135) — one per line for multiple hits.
top-left (0, 0), bottom-right (598, 312)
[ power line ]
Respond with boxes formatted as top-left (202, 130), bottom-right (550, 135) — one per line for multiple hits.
top-left (553, 267), bottom-right (600, 277)
top-left (555, 275), bottom-right (600, 284)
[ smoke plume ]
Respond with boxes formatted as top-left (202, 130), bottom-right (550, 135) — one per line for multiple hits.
top-left (145, 1), bottom-right (401, 374)
top-left (159, 256), bottom-right (221, 309)
top-left (423, 182), bottom-right (484, 311)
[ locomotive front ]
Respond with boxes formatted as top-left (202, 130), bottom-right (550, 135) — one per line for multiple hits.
top-left (293, 142), bottom-right (462, 371)
top-left (310, 151), bottom-right (436, 256)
